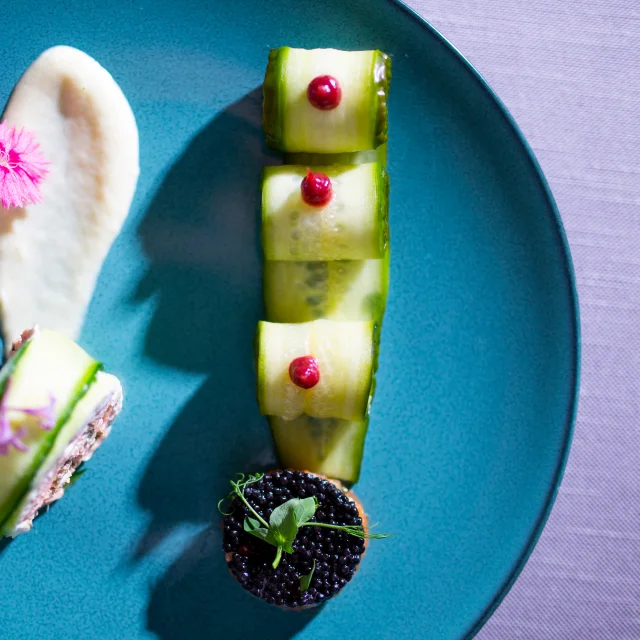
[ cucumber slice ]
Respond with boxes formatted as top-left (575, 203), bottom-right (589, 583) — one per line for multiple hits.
top-left (269, 415), bottom-right (368, 484)
top-left (0, 330), bottom-right (101, 528)
top-left (263, 47), bottom-right (391, 153)
top-left (263, 253), bottom-right (389, 323)
top-left (257, 319), bottom-right (374, 421)
top-left (262, 163), bottom-right (389, 261)
top-left (283, 142), bottom-right (388, 169)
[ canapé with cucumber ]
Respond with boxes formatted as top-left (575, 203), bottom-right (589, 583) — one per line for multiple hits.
top-left (0, 327), bottom-right (122, 537)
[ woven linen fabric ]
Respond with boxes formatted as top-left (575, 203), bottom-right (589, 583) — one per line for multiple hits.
top-left (404, 0), bottom-right (640, 637)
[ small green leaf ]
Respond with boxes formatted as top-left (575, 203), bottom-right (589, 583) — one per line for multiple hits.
top-left (244, 517), bottom-right (280, 546)
top-left (269, 499), bottom-right (299, 549)
top-left (244, 516), bottom-right (262, 532)
top-left (246, 527), bottom-right (271, 542)
top-left (293, 496), bottom-right (318, 527)
top-left (299, 560), bottom-right (316, 593)
top-left (269, 500), bottom-right (297, 530)
top-left (243, 517), bottom-right (271, 542)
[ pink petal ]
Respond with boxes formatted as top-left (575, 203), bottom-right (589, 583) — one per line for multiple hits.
top-left (0, 378), bottom-right (57, 455)
top-left (9, 393), bottom-right (56, 431)
top-left (0, 404), bottom-right (29, 455)
top-left (0, 120), bottom-right (49, 210)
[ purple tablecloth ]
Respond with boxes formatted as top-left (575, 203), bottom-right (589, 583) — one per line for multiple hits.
top-left (406, 1), bottom-right (640, 637)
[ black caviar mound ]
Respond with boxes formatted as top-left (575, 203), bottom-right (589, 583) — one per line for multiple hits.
top-left (222, 470), bottom-right (366, 608)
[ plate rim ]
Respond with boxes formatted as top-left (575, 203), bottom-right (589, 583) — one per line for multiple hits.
top-left (387, 1), bottom-right (581, 637)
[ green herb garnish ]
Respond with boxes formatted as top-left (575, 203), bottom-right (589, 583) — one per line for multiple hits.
top-left (219, 473), bottom-right (393, 569)
top-left (299, 560), bottom-right (316, 594)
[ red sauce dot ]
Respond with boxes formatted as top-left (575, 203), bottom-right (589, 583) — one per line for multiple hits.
top-left (301, 169), bottom-right (332, 206)
top-left (307, 75), bottom-right (342, 110)
top-left (289, 356), bottom-right (320, 389)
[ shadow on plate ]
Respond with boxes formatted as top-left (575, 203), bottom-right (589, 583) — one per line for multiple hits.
top-left (135, 87), bottom-right (280, 372)
top-left (134, 87), bottom-right (278, 552)
top-left (133, 90), bottom-right (313, 638)
top-left (147, 525), bottom-right (319, 640)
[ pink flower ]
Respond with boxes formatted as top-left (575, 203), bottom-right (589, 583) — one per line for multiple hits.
top-left (0, 378), bottom-right (29, 455)
top-left (0, 416), bottom-right (28, 456)
top-left (0, 377), bottom-right (56, 456)
top-left (13, 393), bottom-right (56, 431)
top-left (0, 120), bottom-right (49, 210)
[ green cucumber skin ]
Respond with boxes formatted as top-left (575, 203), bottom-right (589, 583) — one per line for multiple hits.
top-left (373, 51), bottom-right (392, 148)
top-left (268, 415), bottom-right (368, 485)
top-left (262, 47), bottom-right (287, 151)
top-left (262, 48), bottom-right (391, 152)
top-left (381, 249), bottom-right (391, 327)
top-left (378, 166), bottom-right (390, 257)
top-left (357, 321), bottom-right (376, 421)
top-left (283, 143), bottom-right (387, 168)
top-left (255, 321), bottom-right (267, 414)
top-left (259, 165), bottom-right (269, 261)
top-left (0, 362), bottom-right (102, 532)
top-left (0, 342), bottom-right (31, 397)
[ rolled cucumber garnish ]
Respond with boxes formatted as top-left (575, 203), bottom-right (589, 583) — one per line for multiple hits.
top-left (259, 46), bottom-right (392, 485)
top-left (257, 320), bottom-right (375, 422)
top-left (263, 47), bottom-right (391, 153)
top-left (262, 163), bottom-right (389, 261)
top-left (263, 252), bottom-right (390, 324)
top-left (268, 415), bottom-right (368, 485)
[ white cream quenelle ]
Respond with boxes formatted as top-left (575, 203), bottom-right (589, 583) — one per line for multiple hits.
top-left (0, 46), bottom-right (139, 351)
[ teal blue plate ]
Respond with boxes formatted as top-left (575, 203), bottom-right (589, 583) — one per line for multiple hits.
top-left (1, 1), bottom-right (579, 638)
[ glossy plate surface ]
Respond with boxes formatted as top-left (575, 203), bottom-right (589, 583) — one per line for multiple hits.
top-left (1, 1), bottom-right (579, 638)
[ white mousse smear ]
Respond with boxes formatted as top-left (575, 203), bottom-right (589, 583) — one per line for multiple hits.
top-left (0, 46), bottom-right (139, 350)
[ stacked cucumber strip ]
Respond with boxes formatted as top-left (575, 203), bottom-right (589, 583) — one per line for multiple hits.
top-left (262, 163), bottom-right (389, 261)
top-left (257, 320), bottom-right (375, 421)
top-left (260, 47), bottom-right (391, 483)
top-left (263, 47), bottom-right (391, 153)
top-left (263, 252), bottom-right (390, 323)
top-left (270, 415), bottom-right (368, 485)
